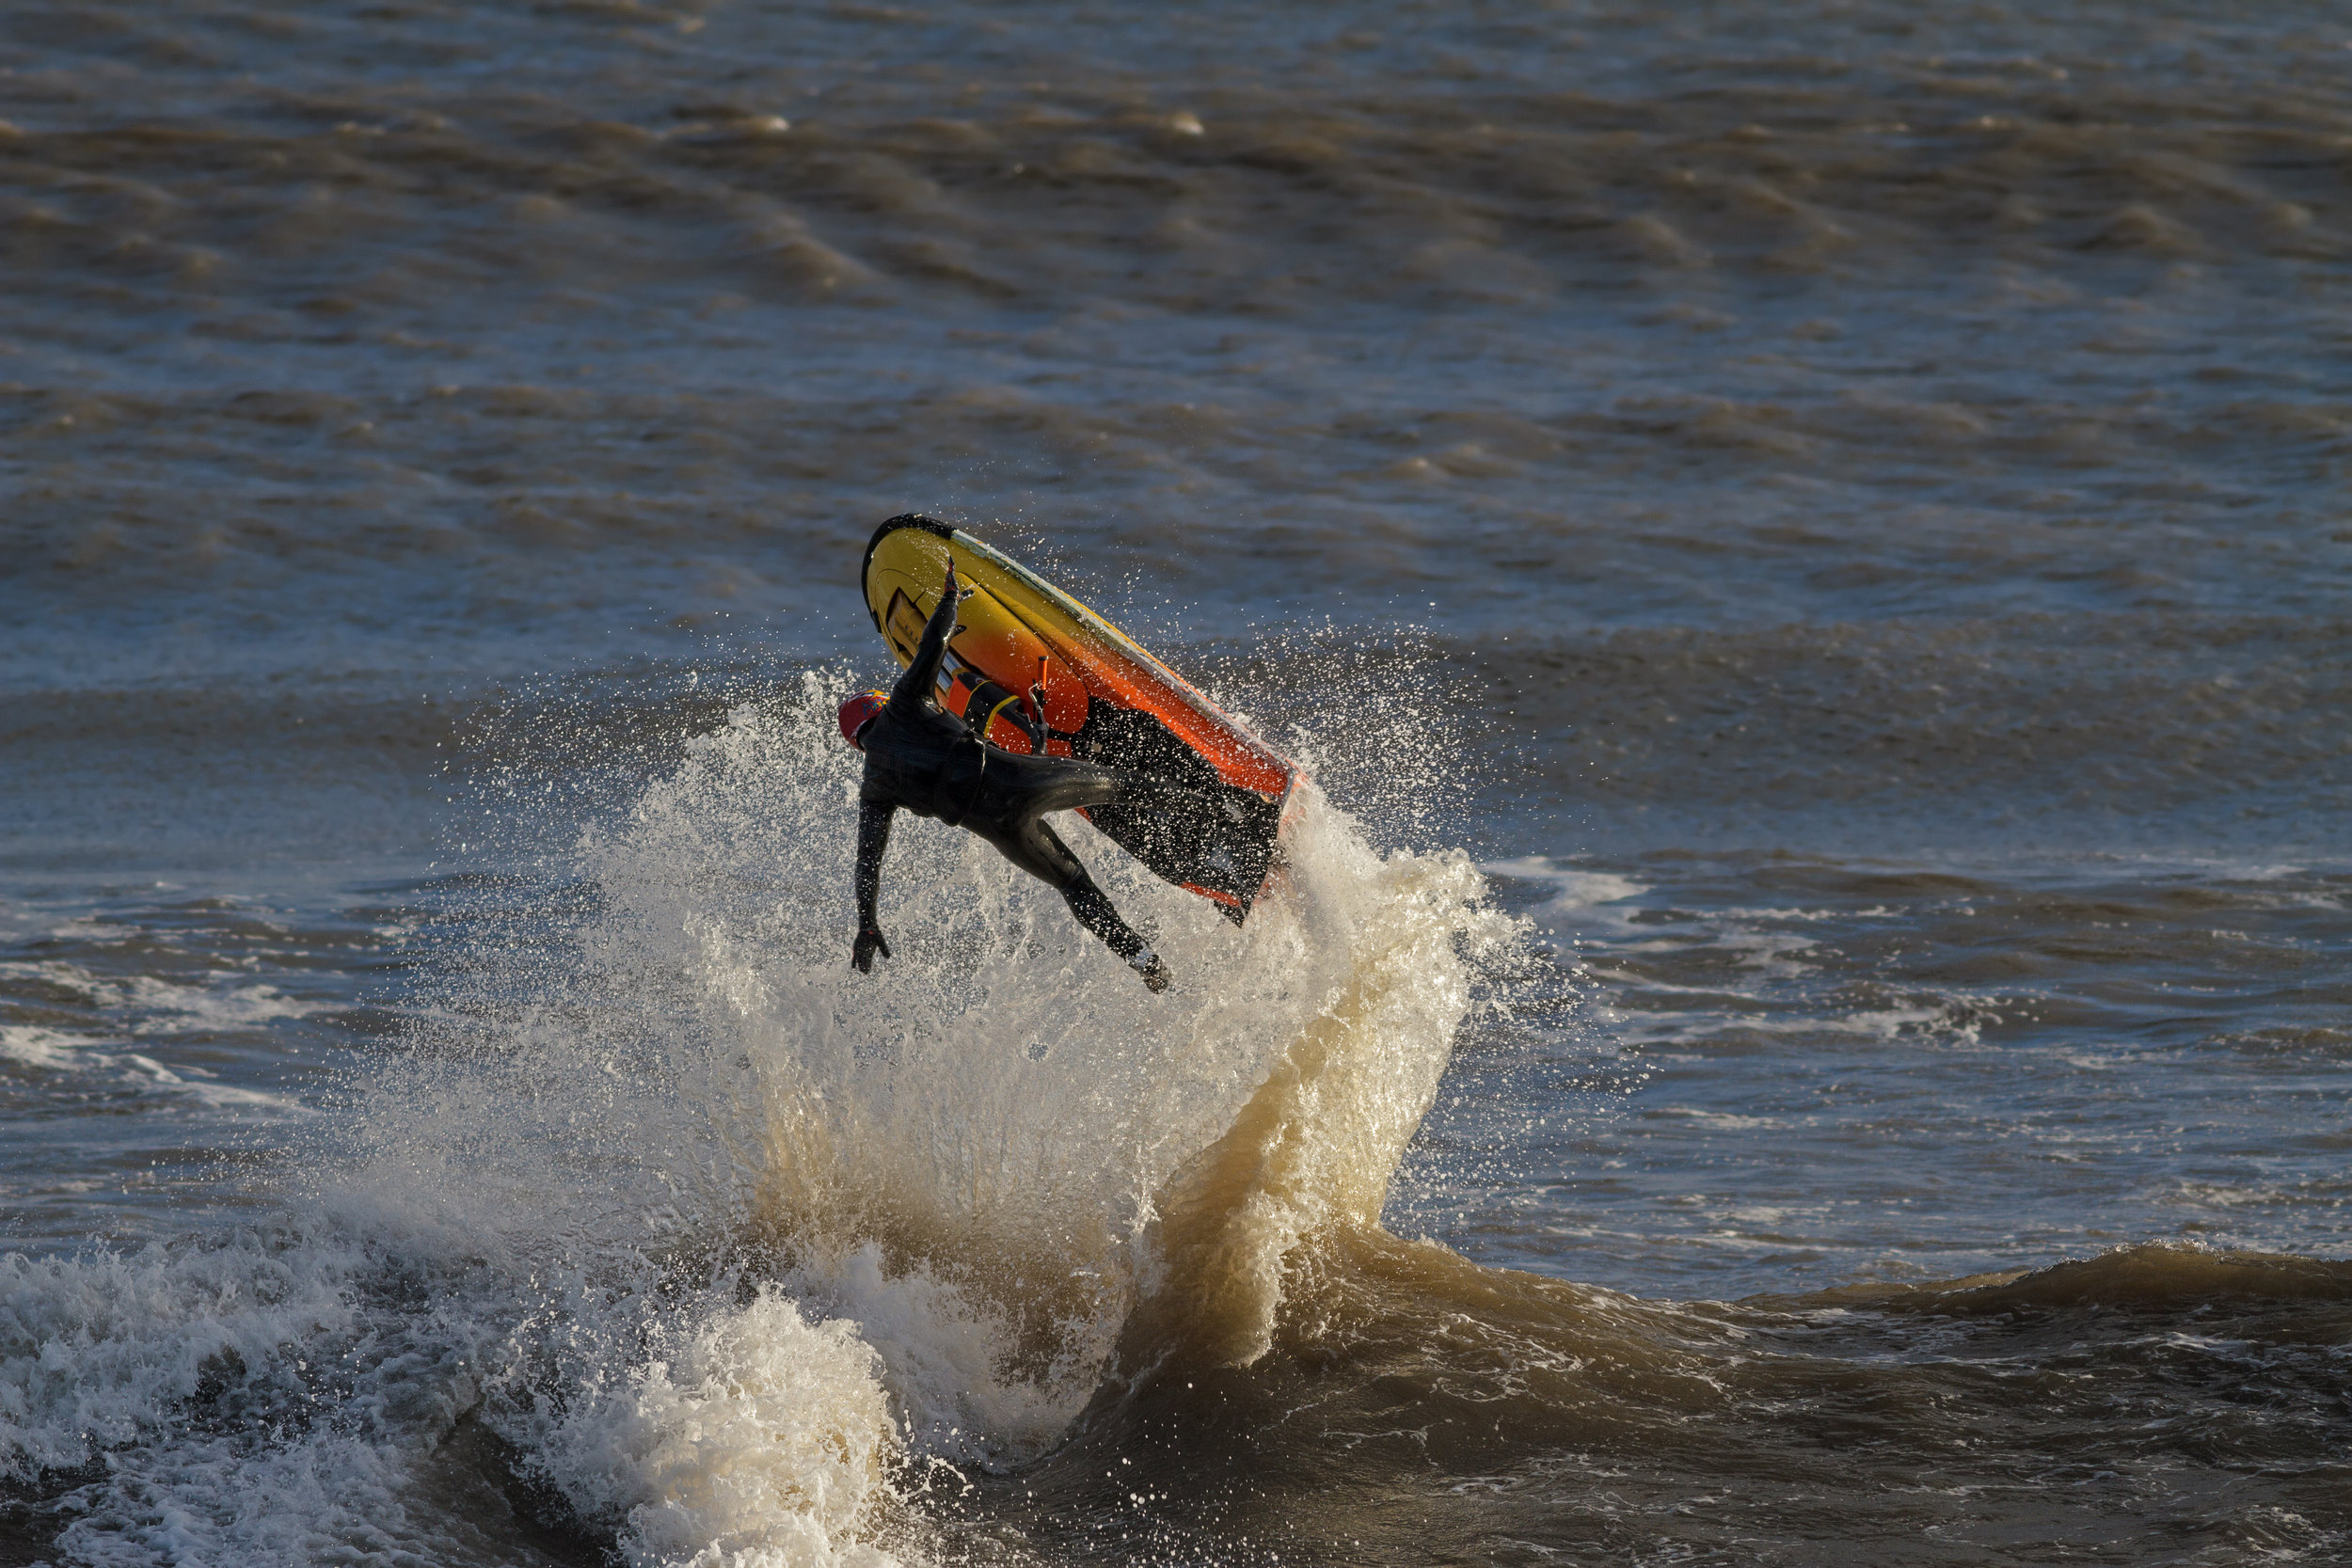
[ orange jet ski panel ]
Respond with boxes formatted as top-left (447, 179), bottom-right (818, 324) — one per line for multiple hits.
top-left (874, 577), bottom-right (1089, 752)
top-left (862, 515), bottom-right (1298, 921)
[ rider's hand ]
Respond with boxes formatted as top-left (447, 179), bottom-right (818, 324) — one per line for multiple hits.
top-left (852, 926), bottom-right (891, 973)
top-left (1020, 685), bottom-right (1050, 752)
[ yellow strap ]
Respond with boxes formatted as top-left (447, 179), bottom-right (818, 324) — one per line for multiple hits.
top-left (980, 692), bottom-right (1026, 740)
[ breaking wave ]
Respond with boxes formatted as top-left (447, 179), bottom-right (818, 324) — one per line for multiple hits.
top-left (2, 672), bottom-right (1509, 1564)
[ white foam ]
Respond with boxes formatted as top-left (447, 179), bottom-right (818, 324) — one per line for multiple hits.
top-left (119, 1052), bottom-right (306, 1110)
top-left (2, 673), bottom-right (1504, 1564)
top-left (1, 963), bottom-right (327, 1034)
top-left (1645, 1107), bottom-right (1780, 1130)
top-left (1482, 856), bottom-right (1647, 917)
top-left (5, 1227), bottom-right (913, 1566)
top-left (784, 1243), bottom-right (1076, 1465)
top-left (0, 1024), bottom-right (83, 1069)
top-left (0, 1238), bottom-right (361, 1481)
top-left (532, 1286), bottom-right (902, 1568)
top-left (124, 975), bottom-right (330, 1033)
top-left (0, 1027), bottom-right (308, 1112)
top-left (1722, 929), bottom-right (1821, 978)
top-left (0, 959), bottom-right (125, 1007)
top-left (1597, 1001), bottom-right (1988, 1049)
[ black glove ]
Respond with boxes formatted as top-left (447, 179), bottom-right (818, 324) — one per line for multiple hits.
top-left (1017, 689), bottom-right (1049, 752)
top-left (1026, 684), bottom-right (1050, 744)
top-left (944, 563), bottom-right (970, 636)
top-left (852, 926), bottom-right (891, 973)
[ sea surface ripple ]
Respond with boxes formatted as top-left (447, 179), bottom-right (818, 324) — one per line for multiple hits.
top-left (5, 2), bottom-right (2350, 1563)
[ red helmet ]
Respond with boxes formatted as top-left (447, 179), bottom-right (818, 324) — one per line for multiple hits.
top-left (837, 690), bottom-right (886, 748)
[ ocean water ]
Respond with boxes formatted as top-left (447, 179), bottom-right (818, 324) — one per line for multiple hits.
top-left (5, 1), bottom-right (2351, 1562)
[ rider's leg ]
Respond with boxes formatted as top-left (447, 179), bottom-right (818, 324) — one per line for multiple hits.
top-left (990, 753), bottom-right (1134, 818)
top-left (987, 816), bottom-right (1148, 963)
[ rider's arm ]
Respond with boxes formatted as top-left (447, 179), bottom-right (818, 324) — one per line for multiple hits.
top-left (852, 798), bottom-right (895, 969)
top-left (855, 798), bottom-right (893, 930)
top-left (889, 564), bottom-right (962, 715)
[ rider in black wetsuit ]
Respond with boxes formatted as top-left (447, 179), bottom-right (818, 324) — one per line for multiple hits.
top-left (840, 561), bottom-right (1172, 992)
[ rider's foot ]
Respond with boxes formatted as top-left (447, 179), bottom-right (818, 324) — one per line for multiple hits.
top-left (1131, 949), bottom-right (1171, 993)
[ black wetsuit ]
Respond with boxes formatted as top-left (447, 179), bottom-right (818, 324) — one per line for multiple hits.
top-left (854, 583), bottom-right (1152, 966)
